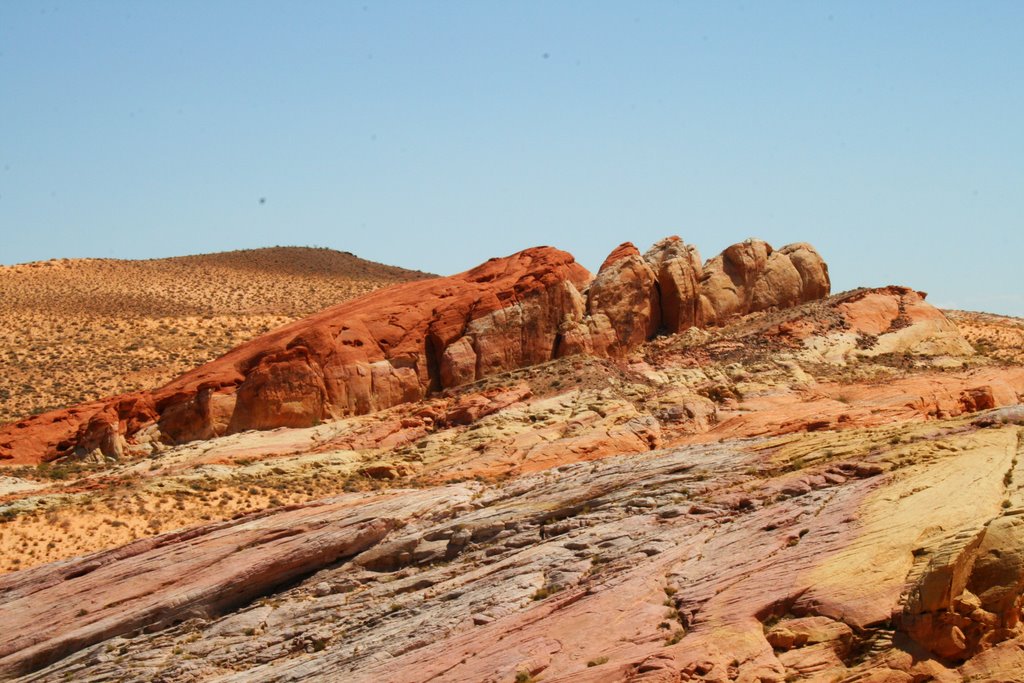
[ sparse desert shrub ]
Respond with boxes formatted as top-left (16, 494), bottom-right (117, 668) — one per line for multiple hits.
top-left (699, 384), bottom-right (740, 404)
top-left (531, 583), bottom-right (562, 600)
top-left (789, 456), bottom-right (806, 471)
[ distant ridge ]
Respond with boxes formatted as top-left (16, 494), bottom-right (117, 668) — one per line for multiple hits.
top-left (0, 247), bottom-right (434, 424)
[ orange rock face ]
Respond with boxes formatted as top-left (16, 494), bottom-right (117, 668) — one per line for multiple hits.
top-left (581, 242), bottom-right (661, 355)
top-left (0, 247), bottom-right (590, 463)
top-left (700, 239), bottom-right (830, 326)
top-left (836, 286), bottom-right (945, 335)
top-left (644, 236), bottom-right (704, 333)
top-left (0, 238), bottom-right (831, 465)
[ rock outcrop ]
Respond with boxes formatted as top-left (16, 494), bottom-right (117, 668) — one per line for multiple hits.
top-left (836, 285), bottom-right (974, 357)
top-left (761, 285), bottom-right (977, 364)
top-left (699, 239), bottom-right (831, 326)
top-left (902, 513), bottom-right (1024, 660)
top-left (0, 487), bottom-right (471, 679)
top-left (643, 236), bottom-right (704, 333)
top-left (556, 242), bottom-right (662, 358)
top-left (0, 247), bottom-right (590, 464)
top-left (585, 243), bottom-right (661, 355)
top-left (0, 237), bottom-right (830, 464)
top-left (556, 237), bottom-right (830, 358)
top-left (4, 416), bottom-right (1024, 682)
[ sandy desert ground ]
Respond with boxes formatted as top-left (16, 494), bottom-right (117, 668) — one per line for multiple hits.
top-left (0, 247), bottom-right (432, 425)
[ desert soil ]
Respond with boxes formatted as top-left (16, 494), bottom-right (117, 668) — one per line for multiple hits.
top-left (0, 247), bottom-right (432, 425)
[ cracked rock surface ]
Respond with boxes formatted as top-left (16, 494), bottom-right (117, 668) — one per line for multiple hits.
top-left (4, 420), bottom-right (1024, 682)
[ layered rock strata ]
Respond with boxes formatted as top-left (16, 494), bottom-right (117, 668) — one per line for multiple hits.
top-left (4, 419), bottom-right (1024, 681)
top-left (0, 237), bottom-right (829, 464)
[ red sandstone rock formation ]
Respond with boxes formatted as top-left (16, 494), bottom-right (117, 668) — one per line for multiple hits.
top-left (0, 238), bottom-right (831, 465)
top-left (558, 237), bottom-right (830, 357)
top-left (643, 236), bottom-right (704, 333)
top-left (0, 246), bottom-right (589, 463)
top-left (556, 242), bottom-right (662, 358)
top-left (587, 242), bottom-right (661, 355)
top-left (700, 239), bottom-right (830, 326)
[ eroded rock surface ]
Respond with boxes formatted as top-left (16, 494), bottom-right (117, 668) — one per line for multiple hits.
top-left (699, 240), bottom-right (830, 326)
top-left (0, 238), bottom-right (831, 465)
top-left (3, 420), bottom-right (1024, 682)
top-left (2, 246), bottom-right (1024, 681)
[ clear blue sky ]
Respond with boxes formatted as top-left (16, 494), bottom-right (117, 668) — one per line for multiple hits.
top-left (2, 1), bottom-right (1022, 314)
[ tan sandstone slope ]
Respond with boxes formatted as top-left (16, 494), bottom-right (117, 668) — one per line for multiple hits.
top-left (0, 247), bottom-right (432, 424)
top-left (2, 236), bottom-right (1024, 682)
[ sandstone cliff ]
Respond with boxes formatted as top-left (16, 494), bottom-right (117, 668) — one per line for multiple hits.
top-left (0, 237), bottom-right (829, 465)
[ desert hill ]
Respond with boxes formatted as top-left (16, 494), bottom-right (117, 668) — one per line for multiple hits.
top-left (1, 237), bottom-right (1024, 682)
top-left (945, 309), bottom-right (1024, 366)
top-left (0, 247), bottom-right (433, 425)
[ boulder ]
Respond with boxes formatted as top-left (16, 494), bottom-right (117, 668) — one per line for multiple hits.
top-left (700, 238), bottom-right (773, 325)
top-left (700, 239), bottom-right (830, 326)
top-left (443, 384), bottom-right (533, 426)
top-left (903, 515), bottom-right (1024, 658)
top-left (643, 236), bottom-right (704, 333)
top-left (440, 336), bottom-right (478, 388)
top-left (968, 515), bottom-right (1024, 623)
top-left (584, 242), bottom-right (660, 355)
top-left (779, 242), bottom-right (831, 302)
